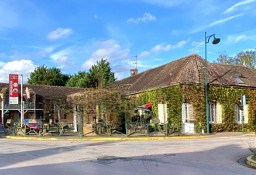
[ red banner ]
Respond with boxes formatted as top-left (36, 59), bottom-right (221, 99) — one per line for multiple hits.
top-left (9, 74), bottom-right (19, 104)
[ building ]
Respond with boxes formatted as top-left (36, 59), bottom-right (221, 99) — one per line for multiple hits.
top-left (111, 54), bottom-right (256, 133)
top-left (0, 83), bottom-right (85, 128)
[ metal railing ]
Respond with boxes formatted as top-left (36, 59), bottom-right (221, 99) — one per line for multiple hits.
top-left (1, 102), bottom-right (43, 110)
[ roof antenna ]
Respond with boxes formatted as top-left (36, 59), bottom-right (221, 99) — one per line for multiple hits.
top-left (130, 55), bottom-right (138, 76)
top-left (132, 55), bottom-right (138, 69)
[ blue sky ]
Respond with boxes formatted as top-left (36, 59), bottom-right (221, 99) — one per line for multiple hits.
top-left (0, 0), bottom-right (256, 83)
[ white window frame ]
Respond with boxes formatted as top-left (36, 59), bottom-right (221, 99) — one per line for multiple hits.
top-left (235, 104), bottom-right (248, 124)
top-left (182, 103), bottom-right (194, 123)
top-left (235, 104), bottom-right (242, 123)
top-left (209, 102), bottom-right (216, 123)
top-left (209, 102), bottom-right (222, 124)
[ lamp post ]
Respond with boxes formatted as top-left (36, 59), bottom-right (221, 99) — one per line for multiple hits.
top-left (204, 32), bottom-right (220, 134)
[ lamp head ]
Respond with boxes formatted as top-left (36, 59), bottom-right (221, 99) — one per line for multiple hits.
top-left (212, 37), bottom-right (220, 44)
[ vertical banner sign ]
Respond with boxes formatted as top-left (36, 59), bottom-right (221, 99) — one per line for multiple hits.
top-left (9, 74), bottom-right (19, 104)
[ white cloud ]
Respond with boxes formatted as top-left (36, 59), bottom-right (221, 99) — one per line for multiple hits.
top-left (209, 14), bottom-right (242, 27)
top-left (82, 39), bottom-right (129, 69)
top-left (175, 40), bottom-right (187, 48)
top-left (223, 0), bottom-right (256, 14)
top-left (189, 41), bottom-right (204, 54)
top-left (227, 34), bottom-right (249, 43)
top-left (39, 46), bottom-right (57, 57)
top-left (152, 44), bottom-right (171, 52)
top-left (0, 60), bottom-right (37, 83)
top-left (135, 40), bottom-right (188, 60)
top-left (127, 12), bottom-right (156, 24)
top-left (151, 40), bottom-right (187, 53)
top-left (234, 35), bottom-right (248, 43)
top-left (129, 41), bottom-right (188, 67)
top-left (138, 51), bottom-right (150, 58)
top-left (50, 50), bottom-right (69, 63)
top-left (50, 49), bottom-right (71, 66)
top-left (47, 28), bottom-right (73, 41)
top-left (0, 61), bottom-right (4, 67)
top-left (191, 14), bottom-right (242, 34)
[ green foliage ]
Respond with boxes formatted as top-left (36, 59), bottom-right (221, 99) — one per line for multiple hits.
top-left (209, 87), bottom-right (256, 132)
top-left (29, 59), bottom-right (116, 89)
top-left (89, 59), bottom-right (116, 89)
top-left (210, 87), bottom-right (242, 131)
top-left (216, 53), bottom-right (237, 65)
top-left (28, 66), bottom-right (69, 86)
top-left (134, 85), bottom-right (184, 131)
top-left (130, 85), bottom-right (256, 133)
top-left (66, 71), bottom-right (90, 88)
top-left (216, 50), bottom-right (256, 69)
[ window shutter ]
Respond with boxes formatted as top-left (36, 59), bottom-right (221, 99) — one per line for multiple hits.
top-left (187, 104), bottom-right (194, 122)
top-left (243, 104), bottom-right (248, 124)
top-left (158, 104), bottom-right (168, 123)
top-left (234, 104), bottom-right (238, 122)
top-left (182, 103), bottom-right (186, 123)
top-left (216, 103), bottom-right (222, 124)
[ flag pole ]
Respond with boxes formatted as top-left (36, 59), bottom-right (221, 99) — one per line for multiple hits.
top-left (20, 74), bottom-right (24, 127)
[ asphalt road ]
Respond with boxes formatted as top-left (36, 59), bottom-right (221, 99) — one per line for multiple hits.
top-left (0, 136), bottom-right (256, 175)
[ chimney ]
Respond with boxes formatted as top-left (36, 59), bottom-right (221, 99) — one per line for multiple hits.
top-left (130, 69), bottom-right (138, 76)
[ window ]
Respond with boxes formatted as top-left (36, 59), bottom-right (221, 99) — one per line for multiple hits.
top-left (182, 103), bottom-right (194, 123)
top-left (209, 102), bottom-right (216, 123)
top-left (235, 104), bottom-right (248, 124)
top-left (232, 76), bottom-right (244, 84)
top-left (209, 102), bottom-right (222, 124)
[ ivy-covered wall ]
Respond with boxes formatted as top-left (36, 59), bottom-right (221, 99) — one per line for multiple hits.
top-left (130, 84), bottom-right (256, 133)
top-left (133, 84), bottom-right (205, 132)
top-left (210, 86), bottom-right (256, 132)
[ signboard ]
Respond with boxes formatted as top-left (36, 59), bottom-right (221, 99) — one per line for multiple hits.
top-left (9, 74), bottom-right (19, 104)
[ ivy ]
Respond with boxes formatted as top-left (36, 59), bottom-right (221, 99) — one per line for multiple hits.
top-left (131, 85), bottom-right (256, 133)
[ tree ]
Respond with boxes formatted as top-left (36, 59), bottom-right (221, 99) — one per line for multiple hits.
top-left (235, 50), bottom-right (256, 69)
top-left (28, 66), bottom-right (69, 86)
top-left (216, 53), bottom-right (237, 65)
top-left (216, 50), bottom-right (256, 69)
top-left (89, 59), bottom-right (116, 89)
top-left (66, 71), bottom-right (91, 88)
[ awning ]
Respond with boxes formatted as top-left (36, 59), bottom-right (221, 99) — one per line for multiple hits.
top-left (141, 103), bottom-right (153, 109)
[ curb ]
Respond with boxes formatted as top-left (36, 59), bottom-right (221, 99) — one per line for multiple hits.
top-left (247, 155), bottom-right (256, 168)
top-left (3, 132), bottom-right (254, 141)
top-left (4, 135), bottom-right (209, 141)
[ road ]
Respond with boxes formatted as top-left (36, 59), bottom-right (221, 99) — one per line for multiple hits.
top-left (0, 136), bottom-right (255, 175)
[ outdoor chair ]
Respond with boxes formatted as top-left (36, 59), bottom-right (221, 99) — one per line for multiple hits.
top-left (27, 123), bottom-right (41, 135)
top-left (5, 119), bottom-right (12, 128)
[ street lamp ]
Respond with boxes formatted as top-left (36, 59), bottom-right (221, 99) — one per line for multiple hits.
top-left (204, 32), bottom-right (220, 134)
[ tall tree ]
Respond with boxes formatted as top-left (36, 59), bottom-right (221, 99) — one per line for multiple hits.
top-left (89, 59), bottom-right (116, 89)
top-left (28, 66), bottom-right (69, 86)
top-left (216, 50), bottom-right (256, 69)
top-left (216, 53), bottom-right (237, 65)
top-left (66, 71), bottom-right (90, 88)
top-left (235, 50), bottom-right (256, 69)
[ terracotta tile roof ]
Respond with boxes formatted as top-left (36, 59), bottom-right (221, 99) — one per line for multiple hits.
top-left (0, 83), bottom-right (85, 100)
top-left (111, 54), bottom-right (256, 95)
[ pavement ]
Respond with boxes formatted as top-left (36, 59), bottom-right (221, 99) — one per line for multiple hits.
top-left (2, 131), bottom-right (256, 168)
